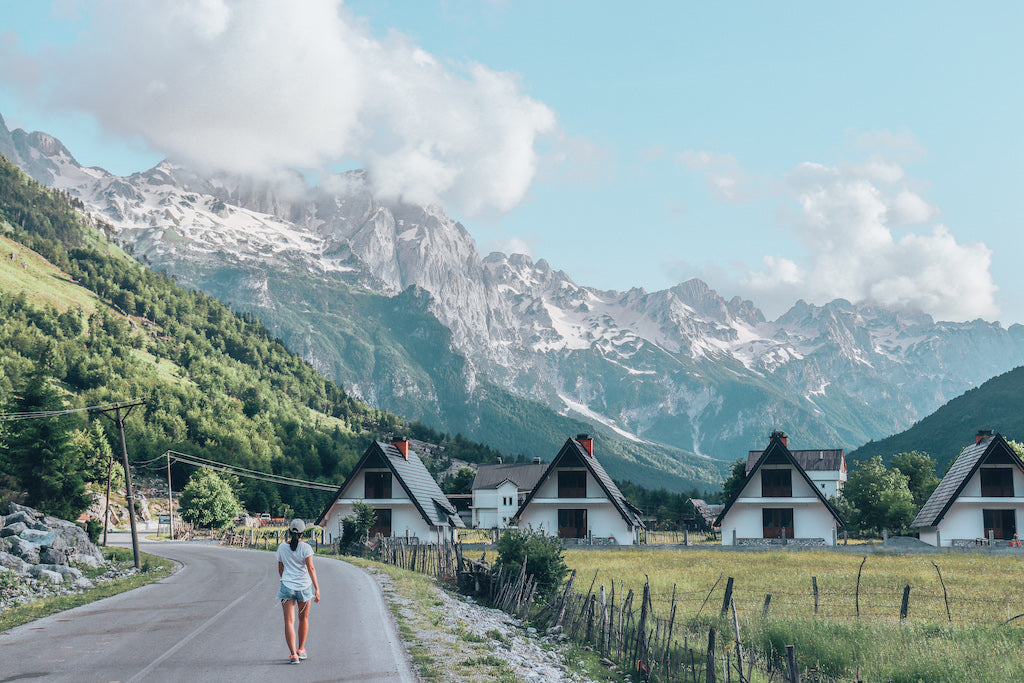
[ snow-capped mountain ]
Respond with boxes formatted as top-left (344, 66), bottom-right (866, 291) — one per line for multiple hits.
top-left (6, 113), bottom-right (1024, 484)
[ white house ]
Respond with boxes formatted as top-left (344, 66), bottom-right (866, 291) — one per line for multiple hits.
top-left (470, 460), bottom-right (547, 528)
top-left (316, 438), bottom-right (464, 544)
top-left (747, 447), bottom-right (847, 498)
top-left (717, 431), bottom-right (844, 546)
top-left (913, 430), bottom-right (1024, 547)
top-left (513, 434), bottom-right (644, 545)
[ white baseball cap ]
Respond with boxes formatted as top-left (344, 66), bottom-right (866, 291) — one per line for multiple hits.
top-left (289, 519), bottom-right (305, 533)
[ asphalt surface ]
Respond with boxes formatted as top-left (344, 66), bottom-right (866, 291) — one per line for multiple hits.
top-left (0, 536), bottom-right (416, 682)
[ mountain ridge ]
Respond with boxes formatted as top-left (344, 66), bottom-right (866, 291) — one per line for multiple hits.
top-left (5, 114), bottom-right (1024, 484)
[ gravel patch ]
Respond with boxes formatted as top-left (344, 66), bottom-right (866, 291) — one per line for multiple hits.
top-left (364, 566), bottom-right (617, 682)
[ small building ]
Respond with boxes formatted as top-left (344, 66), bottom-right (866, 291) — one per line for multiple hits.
top-left (316, 437), bottom-right (464, 544)
top-left (470, 460), bottom-right (547, 528)
top-left (687, 499), bottom-right (723, 531)
top-left (912, 430), bottom-right (1024, 547)
top-left (747, 447), bottom-right (847, 498)
top-left (513, 434), bottom-right (645, 545)
top-left (716, 431), bottom-right (844, 546)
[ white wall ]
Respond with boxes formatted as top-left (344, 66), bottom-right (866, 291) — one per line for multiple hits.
top-left (321, 467), bottom-right (452, 542)
top-left (720, 465), bottom-right (838, 546)
top-left (929, 466), bottom-right (1024, 546)
top-left (472, 482), bottom-right (520, 528)
top-left (519, 503), bottom-right (634, 545)
top-left (519, 468), bottom-right (636, 544)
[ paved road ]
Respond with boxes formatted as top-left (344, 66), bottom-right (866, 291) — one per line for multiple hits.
top-left (0, 538), bottom-right (416, 682)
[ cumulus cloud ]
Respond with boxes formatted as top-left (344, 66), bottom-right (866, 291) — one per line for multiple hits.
top-left (0, 0), bottom-right (556, 216)
top-left (741, 160), bottom-right (996, 322)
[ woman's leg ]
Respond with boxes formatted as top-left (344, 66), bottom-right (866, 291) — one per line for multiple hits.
top-left (296, 600), bottom-right (311, 652)
top-left (281, 599), bottom-right (297, 655)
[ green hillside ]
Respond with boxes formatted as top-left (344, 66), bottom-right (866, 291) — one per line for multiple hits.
top-left (848, 364), bottom-right (1024, 471)
top-left (0, 156), bottom-right (511, 518)
top-left (0, 153), bottom-right (724, 530)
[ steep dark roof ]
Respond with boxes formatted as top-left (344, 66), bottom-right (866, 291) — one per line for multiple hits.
top-left (316, 441), bottom-right (464, 528)
top-left (689, 499), bottom-right (723, 526)
top-left (512, 438), bottom-right (645, 528)
top-left (912, 433), bottom-right (1024, 528)
top-left (716, 436), bottom-right (844, 527)
top-left (747, 449), bottom-right (845, 473)
top-left (471, 463), bottom-right (548, 492)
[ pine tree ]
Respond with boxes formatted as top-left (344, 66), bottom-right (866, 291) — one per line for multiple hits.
top-left (5, 371), bottom-right (89, 519)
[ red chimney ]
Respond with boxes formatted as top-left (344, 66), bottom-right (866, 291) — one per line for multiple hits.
top-left (771, 430), bottom-right (788, 447)
top-left (976, 429), bottom-right (994, 444)
top-left (392, 437), bottom-right (409, 460)
top-left (576, 433), bottom-right (593, 455)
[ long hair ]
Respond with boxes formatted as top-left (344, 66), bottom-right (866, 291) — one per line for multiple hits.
top-left (289, 529), bottom-right (300, 551)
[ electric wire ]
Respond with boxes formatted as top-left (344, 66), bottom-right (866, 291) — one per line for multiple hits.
top-left (157, 449), bottom-right (338, 491)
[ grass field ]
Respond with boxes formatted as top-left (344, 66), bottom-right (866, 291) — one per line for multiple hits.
top-left (554, 548), bottom-right (1024, 681)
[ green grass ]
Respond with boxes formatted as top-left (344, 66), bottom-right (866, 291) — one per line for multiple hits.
top-left (0, 547), bottom-right (175, 632)
top-left (0, 233), bottom-right (99, 313)
top-left (560, 548), bottom-right (1024, 681)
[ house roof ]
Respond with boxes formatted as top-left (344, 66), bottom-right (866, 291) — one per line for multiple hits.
top-left (316, 441), bottom-right (465, 528)
top-left (512, 437), bottom-right (645, 528)
top-left (689, 499), bottom-right (723, 526)
top-left (716, 435), bottom-right (844, 527)
top-left (747, 449), bottom-right (845, 474)
top-left (472, 463), bottom-right (548, 492)
top-left (912, 433), bottom-right (1024, 528)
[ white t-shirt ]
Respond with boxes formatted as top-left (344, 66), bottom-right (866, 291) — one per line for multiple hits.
top-left (276, 541), bottom-right (313, 590)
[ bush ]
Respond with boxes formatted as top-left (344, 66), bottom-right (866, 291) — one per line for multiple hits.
top-left (84, 518), bottom-right (102, 544)
top-left (495, 527), bottom-right (568, 598)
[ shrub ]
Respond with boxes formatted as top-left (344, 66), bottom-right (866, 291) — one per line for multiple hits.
top-left (495, 527), bottom-right (568, 598)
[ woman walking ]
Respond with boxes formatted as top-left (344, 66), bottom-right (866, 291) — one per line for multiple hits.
top-left (277, 519), bottom-right (320, 664)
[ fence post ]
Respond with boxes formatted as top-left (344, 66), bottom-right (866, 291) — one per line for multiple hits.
top-left (932, 561), bottom-right (951, 623)
top-left (730, 598), bottom-right (744, 682)
top-left (705, 627), bottom-right (717, 683)
top-left (855, 557), bottom-right (866, 618)
top-left (812, 576), bottom-right (819, 616)
top-left (900, 584), bottom-right (911, 621)
top-left (763, 593), bottom-right (772, 616)
top-left (785, 644), bottom-right (800, 683)
top-left (720, 577), bottom-right (734, 618)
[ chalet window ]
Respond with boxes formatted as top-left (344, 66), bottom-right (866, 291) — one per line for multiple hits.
top-left (558, 470), bottom-right (587, 498)
top-left (762, 508), bottom-right (794, 539)
top-left (762, 469), bottom-right (792, 497)
top-left (983, 509), bottom-right (1016, 540)
top-left (368, 509), bottom-right (392, 538)
top-left (365, 471), bottom-right (392, 499)
top-left (980, 468), bottom-right (1014, 497)
top-left (558, 509), bottom-right (587, 538)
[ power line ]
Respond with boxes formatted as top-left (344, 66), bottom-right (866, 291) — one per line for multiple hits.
top-left (0, 399), bottom-right (149, 422)
top-left (160, 449), bottom-right (339, 492)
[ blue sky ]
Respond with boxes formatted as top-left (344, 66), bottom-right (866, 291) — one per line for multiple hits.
top-left (2, 1), bottom-right (1021, 323)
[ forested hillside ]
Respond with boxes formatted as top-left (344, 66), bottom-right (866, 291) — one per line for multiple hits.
top-left (848, 364), bottom-right (1024, 471)
top-left (0, 155), bottom-right (504, 519)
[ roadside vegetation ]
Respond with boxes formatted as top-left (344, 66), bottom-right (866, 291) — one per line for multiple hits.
top-left (0, 547), bottom-right (174, 632)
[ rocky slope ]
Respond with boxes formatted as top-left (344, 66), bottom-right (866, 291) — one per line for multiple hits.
top-left (5, 113), bottom-right (1024, 481)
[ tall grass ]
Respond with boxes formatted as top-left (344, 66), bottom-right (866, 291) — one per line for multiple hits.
top-left (558, 548), bottom-right (1024, 681)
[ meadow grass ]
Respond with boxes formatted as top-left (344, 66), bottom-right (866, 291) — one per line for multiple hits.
top-left (0, 233), bottom-right (100, 313)
top-left (557, 547), bottom-right (1024, 681)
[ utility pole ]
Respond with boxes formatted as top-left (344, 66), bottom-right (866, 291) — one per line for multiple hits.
top-left (97, 400), bottom-right (146, 570)
top-left (102, 441), bottom-right (114, 548)
top-left (166, 451), bottom-right (174, 540)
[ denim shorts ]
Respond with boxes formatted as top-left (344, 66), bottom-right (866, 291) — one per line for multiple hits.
top-left (277, 581), bottom-right (314, 602)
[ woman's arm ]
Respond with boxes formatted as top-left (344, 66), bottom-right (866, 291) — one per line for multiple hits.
top-left (278, 561), bottom-right (284, 578)
top-left (304, 555), bottom-right (320, 602)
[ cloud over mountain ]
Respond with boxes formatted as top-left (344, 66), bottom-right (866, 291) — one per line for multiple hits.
top-left (0, 0), bottom-right (556, 216)
top-left (680, 152), bottom-right (997, 323)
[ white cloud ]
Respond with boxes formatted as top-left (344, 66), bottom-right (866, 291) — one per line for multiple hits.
top-left (1, 0), bottom-right (556, 216)
top-left (677, 150), bottom-right (761, 203)
top-left (741, 160), bottom-right (996, 322)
